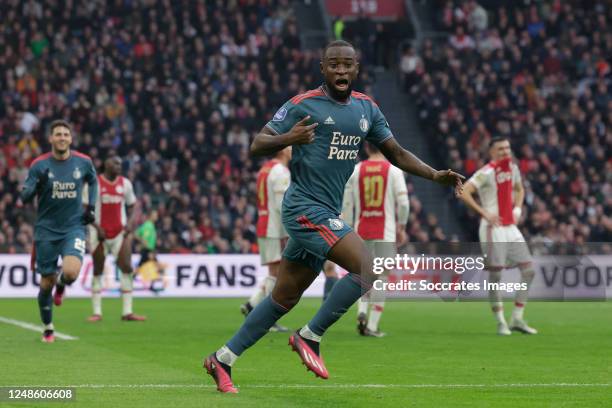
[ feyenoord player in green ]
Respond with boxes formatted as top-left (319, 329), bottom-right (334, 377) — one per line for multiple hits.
top-left (204, 41), bottom-right (465, 392)
top-left (20, 120), bottom-right (98, 342)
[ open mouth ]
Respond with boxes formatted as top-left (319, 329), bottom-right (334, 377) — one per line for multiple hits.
top-left (335, 78), bottom-right (349, 90)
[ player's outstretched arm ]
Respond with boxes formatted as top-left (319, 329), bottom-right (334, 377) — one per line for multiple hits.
top-left (250, 116), bottom-right (317, 156)
top-left (379, 137), bottom-right (465, 196)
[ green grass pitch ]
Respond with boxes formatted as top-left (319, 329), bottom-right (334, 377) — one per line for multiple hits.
top-left (0, 298), bottom-right (610, 407)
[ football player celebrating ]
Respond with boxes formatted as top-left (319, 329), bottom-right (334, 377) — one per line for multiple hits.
top-left (204, 40), bottom-right (464, 393)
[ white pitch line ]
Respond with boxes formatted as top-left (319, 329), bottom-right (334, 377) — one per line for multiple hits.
top-left (5, 383), bottom-right (610, 389)
top-left (0, 316), bottom-right (79, 340)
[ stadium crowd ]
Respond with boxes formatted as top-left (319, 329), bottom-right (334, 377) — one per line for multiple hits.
top-left (405, 0), bottom-right (611, 243)
top-left (0, 0), bottom-right (440, 255)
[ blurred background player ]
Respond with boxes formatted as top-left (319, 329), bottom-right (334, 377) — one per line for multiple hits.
top-left (18, 120), bottom-right (97, 342)
top-left (87, 156), bottom-right (145, 322)
top-left (135, 210), bottom-right (158, 267)
top-left (135, 210), bottom-right (166, 293)
top-left (461, 137), bottom-right (537, 336)
top-left (343, 142), bottom-right (409, 337)
top-left (241, 147), bottom-right (291, 332)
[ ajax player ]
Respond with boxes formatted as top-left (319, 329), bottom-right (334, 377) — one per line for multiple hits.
top-left (87, 156), bottom-right (145, 322)
top-left (204, 40), bottom-right (464, 393)
top-left (461, 137), bottom-right (537, 335)
top-left (343, 142), bottom-right (409, 337)
top-left (19, 120), bottom-right (98, 342)
top-left (241, 147), bottom-right (291, 332)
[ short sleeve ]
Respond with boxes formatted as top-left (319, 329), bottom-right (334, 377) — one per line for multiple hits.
top-left (123, 178), bottom-right (137, 206)
top-left (467, 168), bottom-right (488, 190)
top-left (366, 106), bottom-right (393, 146)
top-left (265, 101), bottom-right (303, 136)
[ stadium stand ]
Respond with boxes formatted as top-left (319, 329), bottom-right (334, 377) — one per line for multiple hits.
top-left (0, 0), bottom-right (439, 254)
top-left (409, 0), bottom-right (611, 243)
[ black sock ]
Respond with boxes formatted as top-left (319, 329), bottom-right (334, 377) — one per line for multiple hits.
top-left (38, 288), bottom-right (53, 325)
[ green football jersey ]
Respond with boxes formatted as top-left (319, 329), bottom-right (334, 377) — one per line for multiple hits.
top-left (266, 86), bottom-right (393, 213)
top-left (21, 151), bottom-right (98, 241)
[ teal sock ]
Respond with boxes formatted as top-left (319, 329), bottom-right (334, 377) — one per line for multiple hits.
top-left (309, 273), bottom-right (368, 336)
top-left (37, 288), bottom-right (53, 325)
top-left (226, 295), bottom-right (288, 355)
top-left (323, 276), bottom-right (338, 301)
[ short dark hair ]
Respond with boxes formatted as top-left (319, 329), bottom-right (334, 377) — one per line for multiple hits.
top-left (489, 136), bottom-right (509, 148)
top-left (323, 40), bottom-right (355, 58)
top-left (49, 119), bottom-right (72, 135)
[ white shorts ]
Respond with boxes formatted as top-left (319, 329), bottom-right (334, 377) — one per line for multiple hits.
top-left (479, 222), bottom-right (532, 268)
top-left (89, 226), bottom-right (124, 258)
top-left (258, 237), bottom-right (284, 265)
top-left (364, 240), bottom-right (397, 259)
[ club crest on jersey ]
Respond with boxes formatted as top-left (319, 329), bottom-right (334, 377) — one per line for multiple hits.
top-left (116, 185), bottom-right (124, 194)
top-left (328, 218), bottom-right (344, 231)
top-left (359, 116), bottom-right (369, 133)
top-left (273, 107), bottom-right (287, 122)
top-left (73, 167), bottom-right (81, 179)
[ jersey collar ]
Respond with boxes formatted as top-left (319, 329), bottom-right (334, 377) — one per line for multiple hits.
top-left (320, 85), bottom-right (352, 106)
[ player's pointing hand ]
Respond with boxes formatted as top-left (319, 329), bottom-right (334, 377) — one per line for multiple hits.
top-left (433, 169), bottom-right (465, 197)
top-left (287, 115), bottom-right (318, 145)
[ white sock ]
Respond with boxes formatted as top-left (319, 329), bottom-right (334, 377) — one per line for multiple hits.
top-left (357, 294), bottom-right (369, 316)
top-left (491, 302), bottom-right (506, 324)
top-left (248, 283), bottom-right (266, 308)
top-left (216, 345), bottom-right (238, 367)
top-left (44, 323), bottom-right (54, 331)
top-left (120, 273), bottom-right (133, 316)
top-left (512, 304), bottom-right (525, 320)
top-left (92, 275), bottom-right (102, 316)
top-left (367, 302), bottom-right (384, 332)
top-left (299, 325), bottom-right (322, 342)
top-left (515, 266), bottom-right (535, 305)
top-left (263, 276), bottom-right (277, 296)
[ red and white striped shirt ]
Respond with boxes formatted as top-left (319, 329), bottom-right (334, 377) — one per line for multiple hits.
top-left (343, 160), bottom-right (409, 242)
top-left (467, 158), bottom-right (521, 226)
top-left (96, 175), bottom-right (137, 239)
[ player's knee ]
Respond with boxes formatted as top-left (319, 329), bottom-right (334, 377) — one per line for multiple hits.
top-left (271, 286), bottom-right (301, 310)
top-left (39, 276), bottom-right (55, 291)
top-left (488, 270), bottom-right (502, 282)
top-left (118, 262), bottom-right (133, 275)
top-left (519, 263), bottom-right (535, 279)
top-left (62, 266), bottom-right (80, 282)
